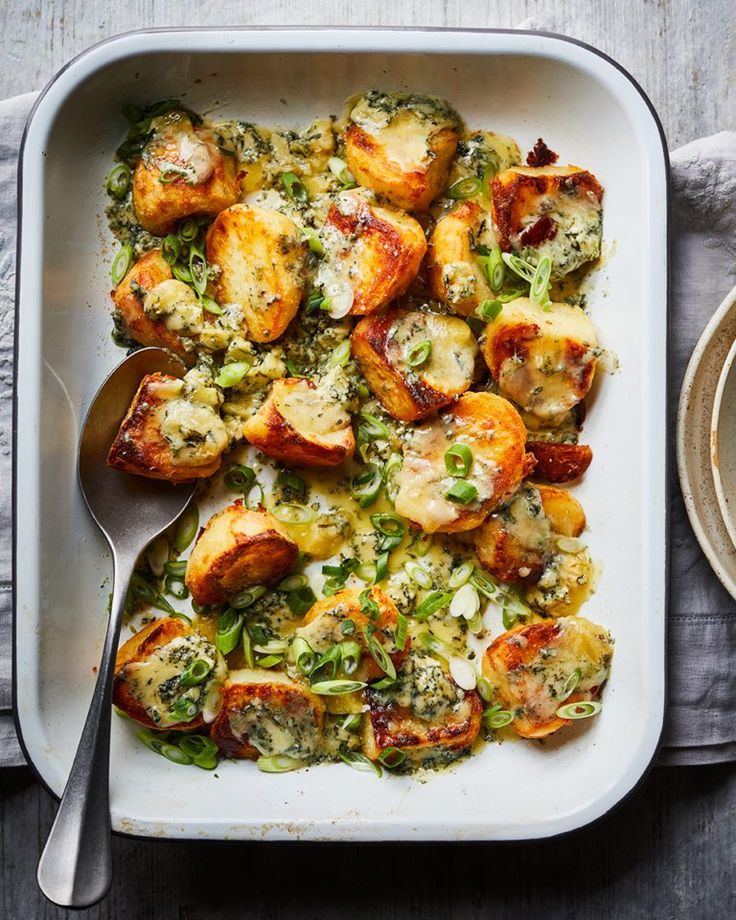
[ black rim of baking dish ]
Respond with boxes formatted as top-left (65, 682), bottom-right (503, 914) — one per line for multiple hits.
top-left (11, 25), bottom-right (671, 848)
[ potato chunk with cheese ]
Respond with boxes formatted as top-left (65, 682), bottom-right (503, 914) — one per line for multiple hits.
top-left (345, 91), bottom-right (460, 212)
top-left (394, 392), bottom-right (534, 534)
top-left (482, 616), bottom-right (612, 739)
top-left (107, 371), bottom-right (228, 482)
top-left (447, 130), bottom-right (521, 187)
top-left (206, 203), bottom-right (308, 343)
top-left (185, 504), bottom-right (299, 606)
top-left (351, 308), bottom-right (478, 422)
top-left (492, 165), bottom-right (603, 278)
top-left (113, 618), bottom-right (227, 731)
top-left (315, 191), bottom-right (426, 318)
top-left (294, 587), bottom-right (407, 684)
top-left (362, 650), bottom-right (482, 766)
top-left (481, 297), bottom-right (598, 426)
top-left (210, 669), bottom-right (325, 760)
top-left (242, 367), bottom-right (356, 467)
top-left (132, 112), bottom-right (241, 235)
top-left (474, 483), bottom-right (586, 585)
top-left (426, 201), bottom-right (496, 315)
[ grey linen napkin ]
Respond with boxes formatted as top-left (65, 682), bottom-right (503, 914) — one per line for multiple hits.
top-left (1, 91), bottom-right (735, 767)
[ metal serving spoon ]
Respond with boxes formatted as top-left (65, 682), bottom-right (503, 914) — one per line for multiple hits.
top-left (37, 347), bottom-right (196, 908)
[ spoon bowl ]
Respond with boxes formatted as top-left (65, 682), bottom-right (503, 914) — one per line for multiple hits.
top-left (37, 347), bottom-right (196, 908)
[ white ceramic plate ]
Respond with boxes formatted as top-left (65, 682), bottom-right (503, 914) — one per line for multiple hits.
top-left (14, 28), bottom-right (668, 841)
top-left (678, 283), bottom-right (736, 599)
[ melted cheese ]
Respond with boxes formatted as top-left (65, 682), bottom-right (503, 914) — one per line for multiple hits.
top-left (144, 279), bottom-right (203, 335)
top-left (388, 311), bottom-right (478, 395)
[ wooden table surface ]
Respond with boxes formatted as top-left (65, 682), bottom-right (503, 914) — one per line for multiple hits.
top-left (2, 1), bottom-right (735, 918)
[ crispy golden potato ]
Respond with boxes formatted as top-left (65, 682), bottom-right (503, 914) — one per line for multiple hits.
top-left (482, 616), bottom-right (612, 738)
top-left (295, 587), bottom-right (407, 684)
top-left (210, 669), bottom-right (325, 760)
top-left (242, 371), bottom-right (355, 467)
top-left (132, 114), bottom-right (241, 235)
top-left (206, 203), bottom-right (308, 343)
top-left (481, 297), bottom-right (598, 425)
top-left (394, 392), bottom-right (535, 534)
top-left (351, 308), bottom-right (478, 422)
top-left (316, 192), bottom-right (426, 317)
top-left (107, 372), bottom-right (228, 482)
top-left (474, 483), bottom-right (586, 585)
top-left (185, 504), bottom-right (299, 606)
top-left (113, 618), bottom-right (227, 731)
top-left (426, 201), bottom-right (496, 315)
top-left (113, 250), bottom-right (199, 361)
top-left (492, 165), bottom-right (603, 278)
top-left (345, 92), bottom-right (459, 211)
top-left (362, 650), bottom-right (482, 765)
top-left (526, 441), bottom-right (593, 483)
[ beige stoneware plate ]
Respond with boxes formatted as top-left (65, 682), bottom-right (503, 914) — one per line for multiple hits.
top-left (678, 282), bottom-right (736, 599)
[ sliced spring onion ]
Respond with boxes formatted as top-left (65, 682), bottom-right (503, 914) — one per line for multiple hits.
top-left (364, 628), bottom-right (396, 680)
top-left (359, 588), bottom-right (380, 621)
top-left (414, 591), bottom-right (452, 620)
top-left (256, 654), bottom-right (283, 668)
top-left (170, 697), bottom-right (199, 723)
top-left (164, 573), bottom-right (189, 599)
top-left (270, 502), bottom-right (317, 525)
top-left (411, 531), bottom-right (432, 557)
top-left (502, 251), bottom-right (536, 284)
top-left (476, 675), bottom-right (494, 703)
top-left (158, 163), bottom-right (191, 184)
top-left (302, 226), bottom-right (324, 254)
top-left (328, 156), bottom-right (357, 188)
top-left (416, 631), bottom-right (450, 659)
top-left (340, 640), bottom-right (362, 676)
top-left (483, 706), bottom-right (514, 729)
top-left (355, 562), bottom-right (376, 582)
top-left (560, 668), bottom-right (582, 702)
top-left (374, 552), bottom-right (389, 584)
top-left (147, 535), bottom-right (169, 577)
top-left (136, 728), bottom-right (165, 755)
top-left (292, 636), bottom-right (317, 675)
top-left (161, 234), bottom-right (181, 265)
top-left (175, 505), bottom-right (199, 552)
top-left (444, 443), bottom-right (473, 478)
top-left (311, 644), bottom-right (343, 682)
top-left (357, 410), bottom-right (390, 442)
top-left (215, 608), bottom-right (243, 655)
top-left (497, 287), bottom-right (528, 303)
top-left (449, 656), bottom-right (477, 691)
top-left (169, 611), bottom-right (193, 626)
top-left (370, 676), bottom-right (399, 691)
top-left (394, 612), bottom-right (408, 651)
top-left (446, 176), bottom-right (482, 199)
top-left (404, 560), bottom-right (432, 589)
top-left (253, 639), bottom-right (289, 655)
top-left (370, 513), bottom-right (406, 538)
top-left (106, 163), bottom-right (131, 200)
top-left (329, 339), bottom-right (352, 367)
top-left (338, 747), bottom-right (382, 776)
top-left (377, 746), bottom-right (406, 769)
top-left (449, 583), bottom-right (480, 621)
top-left (448, 561), bottom-right (474, 589)
top-left (230, 585), bottom-right (266, 609)
top-left (276, 469), bottom-right (307, 498)
top-left (488, 245), bottom-right (506, 290)
top-left (111, 244), bottom-right (133, 285)
top-left (342, 712), bottom-right (362, 732)
top-left (200, 294), bottom-right (224, 316)
top-left (178, 659), bottom-right (213, 688)
top-left (242, 625), bottom-right (254, 669)
top-left (164, 559), bottom-right (187, 576)
top-left (171, 262), bottom-right (193, 284)
top-left (469, 569), bottom-right (501, 600)
top-left (310, 679), bottom-right (367, 695)
top-left (286, 584), bottom-right (317, 616)
top-left (556, 700), bottom-right (602, 720)
top-left (189, 246), bottom-right (209, 296)
top-left (445, 480), bottom-right (478, 504)
top-left (223, 464), bottom-right (257, 494)
top-left (501, 590), bottom-right (529, 630)
top-left (159, 742), bottom-right (193, 764)
top-left (178, 734), bottom-right (218, 761)
top-left (405, 339), bottom-right (432, 368)
top-left (258, 755), bottom-right (304, 773)
top-left (216, 360), bottom-right (251, 388)
top-left (340, 618), bottom-right (357, 636)
top-left (279, 574), bottom-right (308, 592)
top-left (178, 218), bottom-right (199, 242)
top-left (475, 299), bottom-right (503, 323)
top-left (280, 170), bottom-right (309, 203)
top-left (467, 610), bottom-right (484, 635)
top-left (530, 255), bottom-right (552, 307)
top-left (350, 463), bottom-right (383, 509)
top-left (557, 536), bottom-right (586, 554)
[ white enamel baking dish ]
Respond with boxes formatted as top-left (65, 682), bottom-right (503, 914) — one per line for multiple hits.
top-left (13, 27), bottom-right (668, 841)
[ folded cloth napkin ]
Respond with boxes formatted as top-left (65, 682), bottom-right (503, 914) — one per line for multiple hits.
top-left (1, 90), bottom-right (735, 768)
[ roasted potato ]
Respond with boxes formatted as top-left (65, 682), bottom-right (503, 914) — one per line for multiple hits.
top-left (210, 669), bottom-right (325, 760)
top-left (242, 369), bottom-right (356, 467)
top-left (107, 372), bottom-right (228, 482)
top-left (351, 308), bottom-right (478, 422)
top-left (132, 112), bottom-right (241, 236)
top-left (526, 441), bottom-right (593, 483)
top-left (113, 250), bottom-right (199, 361)
top-left (316, 192), bottom-right (426, 317)
top-left (474, 483), bottom-right (586, 585)
top-left (481, 297), bottom-right (598, 425)
top-left (426, 201), bottom-right (496, 315)
top-left (492, 165), bottom-right (603, 278)
top-left (113, 618), bottom-right (227, 730)
top-left (294, 587), bottom-right (407, 684)
top-left (206, 203), bottom-right (308, 343)
top-left (482, 616), bottom-right (612, 738)
top-left (524, 543), bottom-right (593, 617)
top-left (394, 392), bottom-right (535, 534)
top-left (362, 650), bottom-right (482, 766)
top-left (345, 91), bottom-right (459, 212)
top-left (185, 504), bottom-right (299, 606)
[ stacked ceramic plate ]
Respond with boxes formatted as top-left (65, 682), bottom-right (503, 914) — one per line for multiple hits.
top-left (678, 283), bottom-right (736, 597)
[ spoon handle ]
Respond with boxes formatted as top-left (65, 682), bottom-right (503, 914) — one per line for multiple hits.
top-left (37, 548), bottom-right (136, 908)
